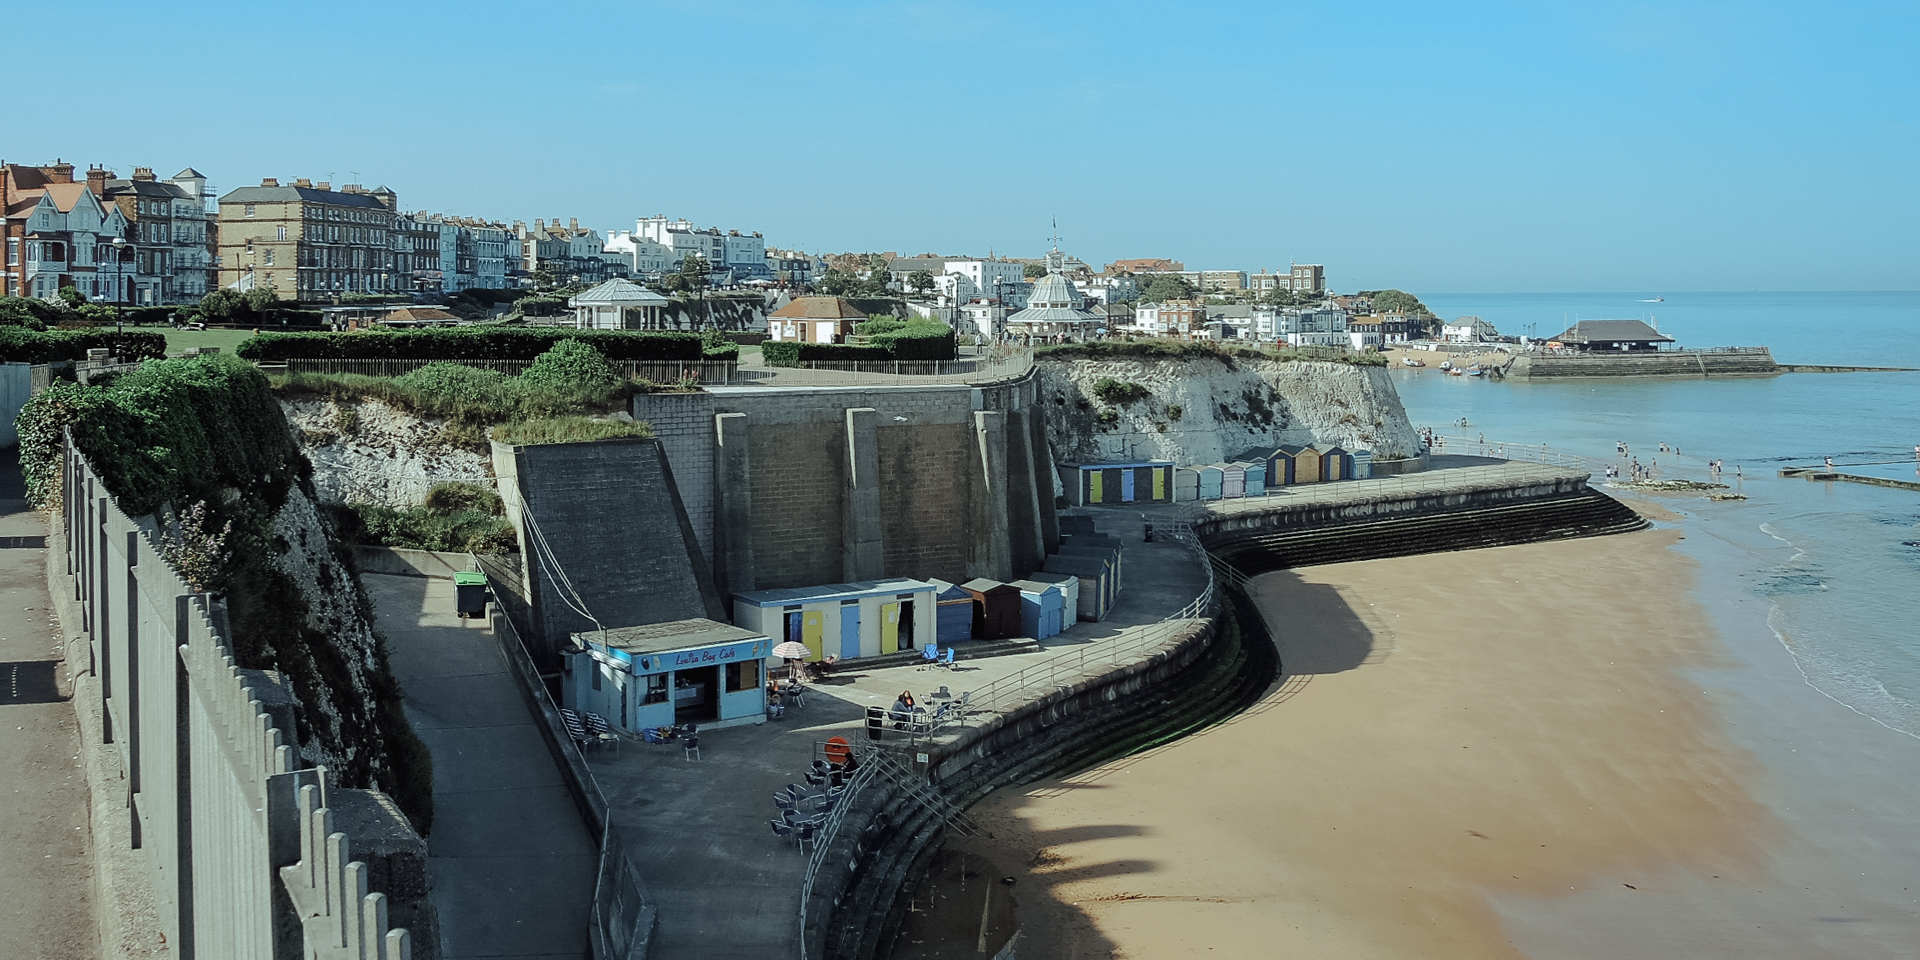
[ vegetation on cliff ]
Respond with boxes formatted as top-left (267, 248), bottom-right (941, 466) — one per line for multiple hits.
top-left (16, 354), bottom-right (435, 832)
top-left (330, 481), bottom-right (517, 554)
top-left (1037, 339), bottom-right (1387, 366)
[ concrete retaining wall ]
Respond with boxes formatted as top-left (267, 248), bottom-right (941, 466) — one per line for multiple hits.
top-left (61, 446), bottom-right (431, 960)
top-left (351, 545), bottom-right (475, 579)
top-left (1192, 471), bottom-right (1591, 540)
top-left (0, 361), bottom-right (28, 446)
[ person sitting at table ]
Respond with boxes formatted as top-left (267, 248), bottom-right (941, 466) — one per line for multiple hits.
top-left (766, 691), bottom-right (786, 720)
top-left (890, 691), bottom-right (916, 728)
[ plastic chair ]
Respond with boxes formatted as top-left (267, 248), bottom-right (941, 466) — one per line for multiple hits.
top-left (805, 770), bottom-right (827, 787)
top-left (771, 820), bottom-right (794, 844)
top-left (795, 821), bottom-right (817, 854)
top-left (683, 735), bottom-right (701, 761)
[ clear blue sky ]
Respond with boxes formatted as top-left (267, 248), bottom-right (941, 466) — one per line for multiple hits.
top-left (11, 1), bottom-right (1917, 292)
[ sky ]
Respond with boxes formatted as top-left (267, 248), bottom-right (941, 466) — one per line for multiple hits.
top-left (10, 1), bottom-right (1918, 292)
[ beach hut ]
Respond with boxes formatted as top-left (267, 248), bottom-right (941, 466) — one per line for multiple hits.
top-left (1318, 444), bottom-right (1349, 481)
top-left (961, 578), bottom-right (1024, 640)
top-left (1059, 461), bottom-right (1177, 505)
top-left (565, 618), bottom-right (772, 732)
top-left (1290, 445), bottom-right (1323, 484)
top-left (1009, 579), bottom-right (1067, 639)
top-left (733, 579), bottom-right (939, 661)
top-left (1056, 532), bottom-right (1124, 589)
top-left (1174, 467), bottom-right (1200, 501)
top-left (1197, 465), bottom-right (1225, 500)
top-left (1237, 460), bottom-right (1267, 497)
top-left (1041, 554), bottom-right (1112, 621)
top-left (932, 580), bottom-right (975, 643)
top-left (1237, 447), bottom-right (1279, 489)
top-left (1220, 463), bottom-right (1247, 498)
top-left (1028, 572), bottom-right (1082, 626)
top-left (1350, 449), bottom-right (1373, 479)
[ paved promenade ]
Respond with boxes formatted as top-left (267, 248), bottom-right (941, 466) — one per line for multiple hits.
top-left (0, 451), bottom-right (95, 960)
top-left (370, 573), bottom-right (599, 960)
top-left (581, 507), bottom-right (1211, 959)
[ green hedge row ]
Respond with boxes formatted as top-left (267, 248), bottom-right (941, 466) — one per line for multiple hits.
top-left (0, 327), bottom-right (169, 364)
top-left (236, 328), bottom-right (707, 362)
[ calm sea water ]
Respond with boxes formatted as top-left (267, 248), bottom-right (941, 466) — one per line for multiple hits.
top-left (1395, 291), bottom-right (1920, 738)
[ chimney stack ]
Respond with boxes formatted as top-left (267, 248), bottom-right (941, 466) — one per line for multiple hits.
top-left (132, 167), bottom-right (156, 182)
top-left (85, 166), bottom-right (110, 196)
top-left (534, 219), bottom-right (545, 231)
top-left (569, 217), bottom-right (578, 230)
top-left (294, 178), bottom-right (312, 187)
top-left (315, 181), bottom-right (330, 191)
top-left (261, 177), bottom-right (279, 187)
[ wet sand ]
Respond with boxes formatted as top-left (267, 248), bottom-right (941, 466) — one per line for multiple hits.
top-left (954, 527), bottom-right (1774, 959)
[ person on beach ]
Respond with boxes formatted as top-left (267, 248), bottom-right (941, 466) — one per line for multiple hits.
top-left (1825, 456), bottom-right (1835, 471)
top-left (890, 691), bottom-right (916, 728)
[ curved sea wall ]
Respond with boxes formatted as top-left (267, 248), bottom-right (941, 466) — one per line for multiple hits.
top-left (1037, 357), bottom-right (1423, 469)
top-left (1510, 350), bottom-right (1779, 378)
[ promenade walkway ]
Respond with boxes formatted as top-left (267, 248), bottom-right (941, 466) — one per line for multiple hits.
top-left (0, 451), bottom-right (95, 960)
top-left (584, 508), bottom-right (1210, 959)
top-left (370, 573), bottom-right (598, 960)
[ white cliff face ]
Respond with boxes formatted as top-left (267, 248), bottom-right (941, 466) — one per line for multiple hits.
top-left (284, 399), bottom-right (492, 507)
top-left (1037, 357), bottom-right (1422, 467)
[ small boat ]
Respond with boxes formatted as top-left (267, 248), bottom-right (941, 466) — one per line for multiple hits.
top-left (1401, 357), bottom-right (1426, 367)
top-left (1448, 368), bottom-right (1463, 376)
top-left (1466, 367), bottom-right (1486, 377)
top-left (1439, 360), bottom-right (1453, 371)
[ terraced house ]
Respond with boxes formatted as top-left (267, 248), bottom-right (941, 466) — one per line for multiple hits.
top-left (216, 177), bottom-right (399, 300)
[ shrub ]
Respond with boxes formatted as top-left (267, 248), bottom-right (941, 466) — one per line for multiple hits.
top-left (422, 481), bottom-right (504, 516)
top-left (391, 363), bottom-right (514, 408)
top-left (1091, 378), bottom-right (1151, 406)
top-left (519, 340), bottom-right (620, 393)
top-left (760, 341), bottom-right (801, 367)
top-left (0, 327), bottom-right (168, 364)
top-left (236, 328), bottom-right (706, 363)
top-left (1168, 403), bottom-right (1184, 421)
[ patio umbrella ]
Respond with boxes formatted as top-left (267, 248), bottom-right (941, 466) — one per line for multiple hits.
top-left (771, 640), bottom-right (812, 679)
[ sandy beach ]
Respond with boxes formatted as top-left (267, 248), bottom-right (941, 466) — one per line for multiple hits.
top-left (953, 526), bottom-right (1774, 959)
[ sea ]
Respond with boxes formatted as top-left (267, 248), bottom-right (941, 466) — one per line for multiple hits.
top-left (1395, 290), bottom-right (1920, 740)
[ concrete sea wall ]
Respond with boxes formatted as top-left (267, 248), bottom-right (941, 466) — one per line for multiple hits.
top-left (1510, 350), bottom-right (1780, 378)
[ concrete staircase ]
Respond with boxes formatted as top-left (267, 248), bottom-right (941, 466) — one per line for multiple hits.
top-left (1205, 488), bottom-right (1649, 575)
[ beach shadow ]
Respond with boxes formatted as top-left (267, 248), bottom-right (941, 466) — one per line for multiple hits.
top-left (1252, 571), bottom-right (1374, 675)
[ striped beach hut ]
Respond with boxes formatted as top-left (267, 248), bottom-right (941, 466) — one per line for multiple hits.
top-left (1220, 463), bottom-right (1247, 498)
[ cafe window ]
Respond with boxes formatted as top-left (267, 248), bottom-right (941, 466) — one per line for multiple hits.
top-left (642, 674), bottom-right (668, 704)
top-left (726, 659), bottom-right (760, 693)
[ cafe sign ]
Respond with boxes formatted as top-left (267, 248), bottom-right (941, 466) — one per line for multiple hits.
top-left (634, 640), bottom-right (768, 675)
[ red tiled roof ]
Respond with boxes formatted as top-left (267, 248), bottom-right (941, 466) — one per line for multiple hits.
top-left (769, 296), bottom-right (867, 320)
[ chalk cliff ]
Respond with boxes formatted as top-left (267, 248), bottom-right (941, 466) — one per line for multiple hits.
top-left (284, 399), bottom-right (491, 507)
top-left (1036, 357), bottom-right (1422, 468)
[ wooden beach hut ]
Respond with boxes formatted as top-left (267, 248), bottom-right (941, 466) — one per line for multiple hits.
top-left (1009, 579), bottom-right (1067, 639)
top-left (1028, 572), bottom-right (1082, 626)
top-left (1290, 445), bottom-right (1323, 484)
top-left (932, 580), bottom-right (975, 643)
top-left (961, 578), bottom-right (1024, 640)
top-left (1174, 467), bottom-right (1200, 501)
top-left (1220, 463), bottom-right (1247, 498)
top-left (1041, 553), bottom-right (1112, 621)
top-left (732, 579), bottom-right (938, 661)
top-left (1197, 465), bottom-right (1225, 500)
top-left (1237, 460), bottom-right (1267, 497)
top-left (1318, 444), bottom-right (1349, 481)
top-left (1060, 461), bottom-right (1177, 505)
top-left (1350, 449), bottom-right (1373, 479)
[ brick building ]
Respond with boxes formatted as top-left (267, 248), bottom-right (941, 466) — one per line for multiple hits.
top-left (216, 178), bottom-right (398, 300)
top-left (100, 167), bottom-right (214, 303)
top-left (1, 161), bottom-right (134, 301)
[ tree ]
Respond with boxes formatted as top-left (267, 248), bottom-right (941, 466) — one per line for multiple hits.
top-left (907, 269), bottom-right (935, 296)
top-left (530, 267), bottom-right (558, 290)
top-left (57, 285), bottom-right (87, 308)
top-left (1141, 274), bottom-right (1195, 303)
top-left (1023, 262), bottom-right (1048, 280)
top-left (866, 263), bottom-right (891, 293)
top-left (816, 267), bottom-right (855, 296)
top-left (242, 287), bottom-right (281, 313)
top-left (678, 254), bottom-right (711, 293)
top-left (1365, 289), bottom-right (1431, 316)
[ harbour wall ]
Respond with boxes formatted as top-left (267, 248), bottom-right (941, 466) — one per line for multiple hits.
top-left (1509, 349), bottom-right (1779, 378)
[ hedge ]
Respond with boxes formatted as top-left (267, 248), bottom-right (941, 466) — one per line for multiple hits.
top-left (0, 327), bottom-right (169, 364)
top-left (235, 328), bottom-right (707, 362)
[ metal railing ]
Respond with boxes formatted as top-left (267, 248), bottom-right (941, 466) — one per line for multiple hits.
top-left (909, 519), bottom-right (1216, 745)
top-left (284, 356), bottom-right (739, 384)
top-left (796, 751), bottom-right (885, 960)
top-left (740, 349), bottom-right (1033, 387)
top-left (1430, 434), bottom-right (1607, 472)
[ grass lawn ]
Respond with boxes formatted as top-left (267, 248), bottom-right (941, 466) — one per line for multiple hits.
top-left (135, 326), bottom-right (259, 356)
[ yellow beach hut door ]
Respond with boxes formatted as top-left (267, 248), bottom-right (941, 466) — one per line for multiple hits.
top-left (880, 602), bottom-right (902, 653)
top-left (802, 610), bottom-right (825, 660)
